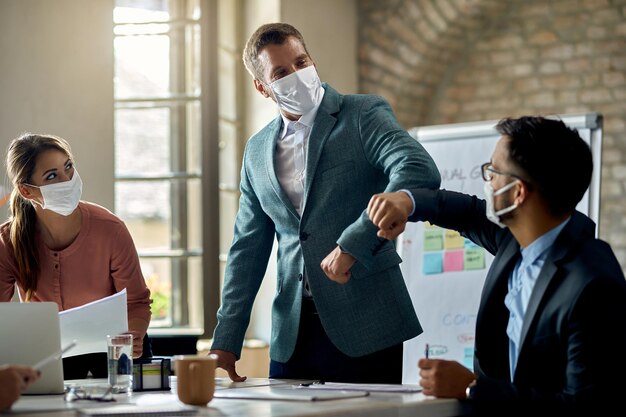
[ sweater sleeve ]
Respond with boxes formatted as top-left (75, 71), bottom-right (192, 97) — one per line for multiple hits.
top-left (110, 222), bottom-right (152, 325)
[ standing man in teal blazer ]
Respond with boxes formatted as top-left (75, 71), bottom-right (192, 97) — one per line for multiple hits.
top-left (210, 22), bottom-right (441, 384)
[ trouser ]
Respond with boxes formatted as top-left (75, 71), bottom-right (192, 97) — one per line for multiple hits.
top-left (269, 297), bottom-right (403, 383)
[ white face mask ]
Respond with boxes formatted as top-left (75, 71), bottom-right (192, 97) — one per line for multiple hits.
top-left (28, 170), bottom-right (83, 216)
top-left (483, 180), bottom-right (518, 228)
top-left (268, 65), bottom-right (323, 116)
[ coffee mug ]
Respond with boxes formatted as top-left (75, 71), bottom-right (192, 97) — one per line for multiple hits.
top-left (174, 354), bottom-right (217, 405)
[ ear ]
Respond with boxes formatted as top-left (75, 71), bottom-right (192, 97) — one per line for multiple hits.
top-left (514, 181), bottom-right (528, 206)
top-left (253, 79), bottom-right (270, 98)
top-left (17, 184), bottom-right (35, 200)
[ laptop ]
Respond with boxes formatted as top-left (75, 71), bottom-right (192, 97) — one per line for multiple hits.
top-left (0, 301), bottom-right (65, 394)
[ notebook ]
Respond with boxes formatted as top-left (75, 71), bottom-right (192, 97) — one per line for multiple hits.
top-left (0, 301), bottom-right (66, 394)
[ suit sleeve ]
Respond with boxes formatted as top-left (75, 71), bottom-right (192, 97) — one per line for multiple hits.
top-left (337, 96), bottom-right (441, 269)
top-left (211, 147), bottom-right (276, 359)
top-left (408, 188), bottom-right (503, 255)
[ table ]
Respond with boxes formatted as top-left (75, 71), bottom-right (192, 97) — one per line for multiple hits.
top-left (10, 377), bottom-right (472, 417)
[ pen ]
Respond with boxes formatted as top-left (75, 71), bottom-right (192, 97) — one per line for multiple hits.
top-left (425, 343), bottom-right (429, 359)
top-left (32, 340), bottom-right (77, 370)
top-left (298, 380), bottom-right (325, 387)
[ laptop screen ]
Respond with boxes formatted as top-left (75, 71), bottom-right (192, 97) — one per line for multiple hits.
top-left (0, 302), bottom-right (65, 394)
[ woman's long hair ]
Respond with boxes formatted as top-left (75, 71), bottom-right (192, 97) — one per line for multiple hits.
top-left (6, 133), bottom-right (73, 300)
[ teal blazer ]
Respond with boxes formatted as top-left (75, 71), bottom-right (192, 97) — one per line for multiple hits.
top-left (212, 84), bottom-right (441, 362)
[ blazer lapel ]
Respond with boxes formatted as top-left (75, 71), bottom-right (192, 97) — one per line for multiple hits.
top-left (517, 214), bottom-right (591, 355)
top-left (264, 117), bottom-right (300, 219)
top-left (302, 84), bottom-right (340, 212)
top-left (479, 234), bottom-right (520, 313)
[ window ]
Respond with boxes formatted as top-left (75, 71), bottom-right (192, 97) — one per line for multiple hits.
top-left (113, 0), bottom-right (217, 333)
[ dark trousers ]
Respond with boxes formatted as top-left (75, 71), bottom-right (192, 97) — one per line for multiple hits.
top-left (269, 298), bottom-right (403, 383)
top-left (63, 353), bottom-right (108, 380)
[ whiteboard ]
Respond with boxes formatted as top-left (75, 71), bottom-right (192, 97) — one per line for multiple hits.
top-left (400, 113), bottom-right (603, 383)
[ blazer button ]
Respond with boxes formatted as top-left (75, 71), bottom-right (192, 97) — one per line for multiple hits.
top-left (299, 232), bottom-right (309, 241)
top-left (298, 273), bottom-right (303, 281)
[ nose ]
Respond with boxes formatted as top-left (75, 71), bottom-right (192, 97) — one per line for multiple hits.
top-left (59, 171), bottom-right (74, 182)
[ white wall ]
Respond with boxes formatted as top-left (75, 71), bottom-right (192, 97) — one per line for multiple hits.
top-left (282, 0), bottom-right (358, 95)
top-left (241, 0), bottom-right (358, 343)
top-left (0, 0), bottom-right (114, 217)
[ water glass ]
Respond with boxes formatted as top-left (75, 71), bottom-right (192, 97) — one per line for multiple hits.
top-left (107, 334), bottom-right (133, 394)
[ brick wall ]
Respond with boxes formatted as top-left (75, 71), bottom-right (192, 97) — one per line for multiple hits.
top-left (358, 0), bottom-right (626, 269)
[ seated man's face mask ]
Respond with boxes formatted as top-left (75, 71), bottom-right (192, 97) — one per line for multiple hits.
top-left (483, 180), bottom-right (519, 228)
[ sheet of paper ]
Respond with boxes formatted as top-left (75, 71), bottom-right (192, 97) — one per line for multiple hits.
top-left (215, 386), bottom-right (370, 401)
top-left (59, 289), bottom-right (128, 357)
top-left (293, 382), bottom-right (423, 393)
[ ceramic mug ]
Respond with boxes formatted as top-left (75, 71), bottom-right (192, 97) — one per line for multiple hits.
top-left (174, 354), bottom-right (217, 405)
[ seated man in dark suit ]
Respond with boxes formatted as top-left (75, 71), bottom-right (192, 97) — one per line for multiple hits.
top-left (367, 116), bottom-right (626, 415)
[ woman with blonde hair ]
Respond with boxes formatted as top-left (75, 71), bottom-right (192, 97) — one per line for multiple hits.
top-left (0, 133), bottom-right (152, 379)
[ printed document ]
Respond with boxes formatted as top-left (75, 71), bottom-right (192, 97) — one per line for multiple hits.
top-left (59, 289), bottom-right (128, 357)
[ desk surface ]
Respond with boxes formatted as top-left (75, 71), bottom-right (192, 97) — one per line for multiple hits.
top-left (9, 377), bottom-right (471, 417)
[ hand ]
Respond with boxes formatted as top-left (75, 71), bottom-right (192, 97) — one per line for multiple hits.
top-left (367, 192), bottom-right (413, 240)
top-left (210, 350), bottom-right (246, 382)
top-left (0, 365), bottom-right (41, 411)
top-left (418, 358), bottom-right (476, 399)
top-left (320, 246), bottom-right (357, 284)
top-left (127, 318), bottom-right (150, 359)
top-left (127, 330), bottom-right (144, 359)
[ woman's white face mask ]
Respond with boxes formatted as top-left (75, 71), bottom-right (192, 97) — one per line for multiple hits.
top-left (26, 170), bottom-right (83, 216)
top-left (483, 180), bottom-right (519, 228)
top-left (268, 65), bottom-right (323, 116)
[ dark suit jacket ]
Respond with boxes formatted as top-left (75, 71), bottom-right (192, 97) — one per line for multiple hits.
top-left (409, 188), bottom-right (626, 414)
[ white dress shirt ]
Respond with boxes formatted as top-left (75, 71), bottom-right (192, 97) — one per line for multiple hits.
top-left (274, 88), bottom-right (325, 296)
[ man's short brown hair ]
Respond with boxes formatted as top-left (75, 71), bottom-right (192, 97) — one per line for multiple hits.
top-left (243, 23), bottom-right (309, 81)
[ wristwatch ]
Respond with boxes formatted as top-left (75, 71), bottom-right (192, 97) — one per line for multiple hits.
top-left (465, 379), bottom-right (477, 400)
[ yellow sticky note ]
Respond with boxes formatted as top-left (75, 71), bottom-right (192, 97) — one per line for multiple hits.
top-left (444, 229), bottom-right (464, 249)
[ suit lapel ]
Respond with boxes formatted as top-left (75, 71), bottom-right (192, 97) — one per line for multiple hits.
top-left (517, 259), bottom-right (559, 353)
top-left (302, 85), bottom-right (340, 212)
top-left (264, 117), bottom-right (300, 219)
top-left (480, 234), bottom-right (520, 313)
top-left (517, 214), bottom-right (590, 355)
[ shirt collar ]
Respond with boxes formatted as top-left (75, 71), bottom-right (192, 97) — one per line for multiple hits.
top-left (520, 216), bottom-right (571, 265)
top-left (279, 88), bottom-right (325, 139)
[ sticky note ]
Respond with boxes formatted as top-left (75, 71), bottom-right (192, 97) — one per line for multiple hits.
top-left (423, 253), bottom-right (443, 275)
top-left (464, 248), bottom-right (485, 270)
top-left (464, 238), bottom-right (480, 248)
top-left (424, 229), bottom-right (443, 251)
top-left (444, 230), bottom-right (465, 249)
top-left (443, 250), bottom-right (464, 272)
top-left (423, 221), bottom-right (437, 229)
top-left (463, 347), bottom-right (475, 371)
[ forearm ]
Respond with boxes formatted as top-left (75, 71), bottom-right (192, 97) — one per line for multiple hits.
top-left (128, 317), bottom-right (149, 340)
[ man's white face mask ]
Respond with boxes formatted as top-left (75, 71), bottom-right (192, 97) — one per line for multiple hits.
top-left (27, 170), bottom-right (83, 216)
top-left (483, 180), bottom-right (519, 228)
top-left (268, 65), bottom-right (323, 116)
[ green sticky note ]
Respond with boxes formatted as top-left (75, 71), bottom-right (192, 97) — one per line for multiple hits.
top-left (424, 229), bottom-right (443, 251)
top-left (464, 248), bottom-right (485, 270)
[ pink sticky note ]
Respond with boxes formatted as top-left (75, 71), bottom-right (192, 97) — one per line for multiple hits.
top-left (443, 250), bottom-right (464, 272)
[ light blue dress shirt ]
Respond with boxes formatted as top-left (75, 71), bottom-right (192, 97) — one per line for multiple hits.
top-left (505, 217), bottom-right (570, 380)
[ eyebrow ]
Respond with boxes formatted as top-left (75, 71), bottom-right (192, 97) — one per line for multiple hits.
top-left (41, 158), bottom-right (71, 179)
top-left (270, 54), bottom-right (310, 76)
